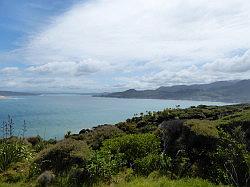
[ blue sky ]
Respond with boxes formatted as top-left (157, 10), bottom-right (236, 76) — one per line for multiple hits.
top-left (0, 0), bottom-right (78, 51)
top-left (0, 0), bottom-right (250, 92)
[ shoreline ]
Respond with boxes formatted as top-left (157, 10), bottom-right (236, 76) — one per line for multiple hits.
top-left (93, 95), bottom-right (238, 104)
top-left (0, 95), bottom-right (7, 99)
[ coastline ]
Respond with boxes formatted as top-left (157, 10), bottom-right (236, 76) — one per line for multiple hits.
top-left (0, 95), bottom-right (7, 99)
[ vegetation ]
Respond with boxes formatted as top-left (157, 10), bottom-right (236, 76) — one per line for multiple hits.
top-left (99, 80), bottom-right (250, 103)
top-left (0, 104), bottom-right (249, 186)
top-left (0, 177), bottom-right (226, 187)
top-left (101, 177), bottom-right (227, 187)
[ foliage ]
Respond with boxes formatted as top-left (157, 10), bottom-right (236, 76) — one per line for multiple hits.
top-left (34, 138), bottom-right (91, 174)
top-left (185, 119), bottom-right (219, 137)
top-left (100, 177), bottom-right (227, 187)
top-left (26, 136), bottom-right (48, 153)
top-left (85, 150), bottom-right (125, 184)
top-left (0, 104), bottom-right (250, 186)
top-left (66, 167), bottom-right (88, 187)
top-left (101, 133), bottom-right (161, 167)
top-left (208, 130), bottom-right (249, 186)
top-left (0, 139), bottom-right (32, 172)
top-left (134, 154), bottom-right (171, 176)
top-left (70, 125), bottom-right (125, 149)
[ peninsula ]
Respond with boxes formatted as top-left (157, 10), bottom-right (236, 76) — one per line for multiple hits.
top-left (97, 79), bottom-right (250, 103)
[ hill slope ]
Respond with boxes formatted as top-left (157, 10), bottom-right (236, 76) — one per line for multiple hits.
top-left (97, 79), bottom-right (250, 103)
top-left (0, 91), bottom-right (38, 96)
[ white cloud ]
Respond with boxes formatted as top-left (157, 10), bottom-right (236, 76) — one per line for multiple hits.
top-left (0, 67), bottom-right (20, 75)
top-left (204, 50), bottom-right (250, 73)
top-left (23, 0), bottom-right (250, 64)
top-left (1, 0), bottom-right (250, 91)
top-left (26, 59), bottom-right (104, 76)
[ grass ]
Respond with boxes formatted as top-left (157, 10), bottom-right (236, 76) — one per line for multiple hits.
top-left (0, 178), bottom-right (229, 187)
top-left (0, 183), bottom-right (37, 187)
top-left (185, 119), bottom-right (219, 137)
top-left (219, 109), bottom-right (250, 126)
top-left (100, 177), bottom-right (228, 187)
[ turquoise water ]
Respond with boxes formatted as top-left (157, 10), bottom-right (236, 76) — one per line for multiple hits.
top-left (0, 95), bottom-right (229, 139)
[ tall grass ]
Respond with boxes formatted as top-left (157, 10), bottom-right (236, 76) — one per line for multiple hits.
top-left (100, 177), bottom-right (228, 187)
top-left (0, 140), bottom-right (31, 172)
top-left (0, 183), bottom-right (36, 187)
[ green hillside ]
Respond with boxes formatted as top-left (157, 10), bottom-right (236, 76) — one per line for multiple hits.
top-left (0, 104), bottom-right (249, 186)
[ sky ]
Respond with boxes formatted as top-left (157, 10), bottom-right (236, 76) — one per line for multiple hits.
top-left (1, 0), bottom-right (250, 92)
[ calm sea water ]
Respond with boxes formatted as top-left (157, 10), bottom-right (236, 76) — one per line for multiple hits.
top-left (0, 95), bottom-right (229, 139)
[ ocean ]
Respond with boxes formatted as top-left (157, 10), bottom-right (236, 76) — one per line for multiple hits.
top-left (0, 95), bottom-right (229, 139)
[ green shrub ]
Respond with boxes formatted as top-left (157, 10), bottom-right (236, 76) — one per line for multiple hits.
top-left (85, 150), bottom-right (125, 184)
top-left (26, 136), bottom-right (42, 146)
top-left (34, 139), bottom-right (91, 174)
top-left (148, 170), bottom-right (162, 179)
top-left (111, 168), bottom-right (135, 183)
top-left (185, 119), bottom-right (219, 137)
top-left (64, 150), bottom-right (125, 186)
top-left (101, 133), bottom-right (161, 167)
top-left (207, 131), bottom-right (249, 186)
top-left (66, 167), bottom-right (87, 187)
top-left (0, 139), bottom-right (32, 172)
top-left (72, 134), bottom-right (161, 185)
top-left (0, 161), bottom-right (32, 183)
top-left (116, 122), bottom-right (137, 134)
top-left (134, 154), bottom-right (162, 176)
top-left (71, 125), bottom-right (125, 150)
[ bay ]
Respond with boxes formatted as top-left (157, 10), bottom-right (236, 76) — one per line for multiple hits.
top-left (0, 95), bottom-right (229, 139)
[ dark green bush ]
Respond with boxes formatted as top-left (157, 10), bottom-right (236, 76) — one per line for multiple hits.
top-left (0, 139), bottom-right (32, 172)
top-left (66, 167), bottom-right (87, 187)
top-left (207, 131), bottom-right (249, 186)
top-left (26, 136), bottom-right (42, 146)
top-left (34, 138), bottom-right (91, 174)
top-left (134, 154), bottom-right (162, 176)
top-left (0, 161), bottom-right (31, 183)
top-left (85, 150), bottom-right (125, 184)
top-left (71, 125), bottom-right (125, 150)
top-left (101, 133), bottom-right (161, 167)
top-left (116, 122), bottom-right (137, 134)
top-left (0, 104), bottom-right (249, 187)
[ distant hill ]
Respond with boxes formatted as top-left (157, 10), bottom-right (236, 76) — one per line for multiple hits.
top-left (96, 79), bottom-right (250, 103)
top-left (0, 91), bottom-right (38, 96)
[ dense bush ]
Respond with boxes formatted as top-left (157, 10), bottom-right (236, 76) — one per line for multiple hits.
top-left (0, 161), bottom-right (31, 183)
top-left (0, 139), bottom-right (32, 172)
top-left (185, 119), bottom-right (219, 137)
top-left (26, 136), bottom-right (42, 146)
top-left (86, 150), bottom-right (125, 184)
top-left (134, 154), bottom-right (167, 176)
top-left (34, 139), bottom-right (91, 174)
top-left (101, 133), bottom-right (161, 167)
top-left (66, 167), bottom-right (88, 187)
top-left (70, 125), bottom-right (125, 149)
top-left (26, 136), bottom-right (48, 153)
top-left (65, 133), bottom-right (162, 185)
top-left (0, 104), bottom-right (250, 187)
top-left (207, 131), bottom-right (249, 186)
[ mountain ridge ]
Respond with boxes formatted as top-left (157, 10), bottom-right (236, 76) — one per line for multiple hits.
top-left (96, 79), bottom-right (250, 103)
top-left (0, 91), bottom-right (38, 96)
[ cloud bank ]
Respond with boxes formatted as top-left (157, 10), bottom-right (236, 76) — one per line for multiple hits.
top-left (1, 0), bottom-right (250, 91)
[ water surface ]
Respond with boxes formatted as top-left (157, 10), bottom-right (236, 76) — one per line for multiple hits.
top-left (0, 95), bottom-right (229, 139)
